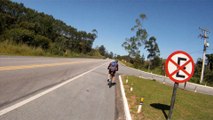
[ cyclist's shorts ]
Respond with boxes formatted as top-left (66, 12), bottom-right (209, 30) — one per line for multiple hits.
top-left (109, 70), bottom-right (116, 76)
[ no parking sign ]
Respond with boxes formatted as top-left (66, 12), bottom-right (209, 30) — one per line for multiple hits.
top-left (165, 51), bottom-right (195, 83)
top-left (165, 51), bottom-right (195, 120)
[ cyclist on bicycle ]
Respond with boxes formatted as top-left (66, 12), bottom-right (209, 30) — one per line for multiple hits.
top-left (107, 60), bottom-right (119, 84)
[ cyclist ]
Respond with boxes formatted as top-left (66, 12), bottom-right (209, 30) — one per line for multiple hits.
top-left (107, 60), bottom-right (119, 85)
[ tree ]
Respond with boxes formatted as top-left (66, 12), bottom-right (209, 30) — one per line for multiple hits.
top-left (98, 45), bottom-right (106, 56)
top-left (206, 54), bottom-right (213, 71)
top-left (151, 56), bottom-right (161, 69)
top-left (133, 54), bottom-right (144, 69)
top-left (122, 37), bottom-right (140, 57)
top-left (122, 13), bottom-right (148, 58)
top-left (192, 58), bottom-right (202, 83)
top-left (204, 54), bottom-right (213, 84)
top-left (145, 36), bottom-right (160, 59)
top-left (34, 35), bottom-right (50, 50)
top-left (91, 29), bottom-right (98, 40)
top-left (2, 28), bottom-right (35, 45)
top-left (145, 36), bottom-right (160, 69)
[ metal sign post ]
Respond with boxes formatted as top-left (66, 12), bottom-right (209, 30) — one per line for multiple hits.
top-left (165, 51), bottom-right (195, 120)
top-left (167, 82), bottom-right (179, 120)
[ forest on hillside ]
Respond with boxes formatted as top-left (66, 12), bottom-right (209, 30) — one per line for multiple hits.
top-left (0, 0), bottom-right (100, 56)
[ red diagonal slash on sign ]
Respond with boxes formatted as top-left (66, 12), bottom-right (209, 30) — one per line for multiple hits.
top-left (169, 59), bottom-right (191, 77)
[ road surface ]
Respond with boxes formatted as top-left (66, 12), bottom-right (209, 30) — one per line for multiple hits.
top-left (0, 56), bottom-right (115, 120)
top-left (0, 56), bottom-right (212, 120)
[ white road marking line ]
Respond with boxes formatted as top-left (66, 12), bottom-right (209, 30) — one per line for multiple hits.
top-left (0, 62), bottom-right (107, 116)
top-left (119, 75), bottom-right (132, 120)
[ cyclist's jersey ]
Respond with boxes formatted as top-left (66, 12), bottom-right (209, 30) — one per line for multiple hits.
top-left (108, 61), bottom-right (118, 72)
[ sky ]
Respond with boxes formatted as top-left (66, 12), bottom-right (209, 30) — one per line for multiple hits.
top-left (12, 0), bottom-right (213, 61)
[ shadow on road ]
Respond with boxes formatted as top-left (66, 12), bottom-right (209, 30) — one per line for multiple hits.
top-left (150, 103), bottom-right (170, 119)
top-left (108, 82), bottom-right (116, 88)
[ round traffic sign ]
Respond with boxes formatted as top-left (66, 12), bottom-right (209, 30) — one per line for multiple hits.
top-left (165, 51), bottom-right (195, 83)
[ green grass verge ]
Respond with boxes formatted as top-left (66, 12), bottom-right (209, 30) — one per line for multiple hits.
top-left (122, 76), bottom-right (213, 120)
top-left (0, 41), bottom-right (47, 56)
top-left (120, 60), bottom-right (134, 68)
top-left (0, 41), bottom-right (104, 58)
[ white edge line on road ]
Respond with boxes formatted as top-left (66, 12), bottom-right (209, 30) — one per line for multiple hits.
top-left (119, 75), bottom-right (132, 120)
top-left (0, 62), bottom-right (108, 116)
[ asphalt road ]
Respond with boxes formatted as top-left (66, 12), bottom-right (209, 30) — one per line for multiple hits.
top-left (0, 56), bottom-right (115, 120)
top-left (0, 56), bottom-right (212, 120)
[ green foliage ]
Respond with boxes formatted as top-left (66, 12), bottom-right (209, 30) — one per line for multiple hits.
top-left (145, 36), bottom-right (161, 70)
top-left (145, 36), bottom-right (160, 59)
top-left (122, 37), bottom-right (141, 57)
top-left (2, 28), bottom-right (35, 45)
top-left (122, 13), bottom-right (148, 57)
top-left (88, 49), bottom-right (102, 57)
top-left (133, 54), bottom-right (144, 69)
top-left (94, 45), bottom-right (115, 58)
top-left (48, 43), bottom-right (65, 56)
top-left (204, 54), bottom-right (213, 85)
top-left (0, 40), bottom-right (45, 56)
top-left (150, 56), bottom-right (161, 69)
top-left (205, 70), bottom-right (213, 85)
top-left (206, 54), bottom-right (213, 71)
top-left (105, 51), bottom-right (114, 59)
top-left (98, 45), bottom-right (106, 56)
top-left (34, 35), bottom-right (50, 50)
top-left (190, 77), bottom-right (200, 84)
top-left (192, 55), bottom-right (213, 86)
top-left (17, 21), bottom-right (36, 30)
top-left (121, 13), bottom-right (161, 74)
top-left (0, 0), bottom-right (98, 57)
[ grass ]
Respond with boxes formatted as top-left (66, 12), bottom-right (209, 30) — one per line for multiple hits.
top-left (122, 76), bottom-right (213, 120)
top-left (0, 41), bottom-right (104, 58)
top-left (120, 60), bottom-right (134, 68)
top-left (0, 41), bottom-right (47, 56)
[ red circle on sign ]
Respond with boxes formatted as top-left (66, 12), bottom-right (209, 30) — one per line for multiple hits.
top-left (165, 51), bottom-right (195, 83)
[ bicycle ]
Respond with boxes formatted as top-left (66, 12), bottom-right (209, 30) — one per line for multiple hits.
top-left (107, 71), bottom-right (116, 87)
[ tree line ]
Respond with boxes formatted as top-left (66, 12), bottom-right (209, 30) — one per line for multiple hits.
top-left (0, 0), bottom-right (99, 56)
top-left (119, 13), bottom-right (213, 85)
top-left (192, 54), bottom-right (213, 85)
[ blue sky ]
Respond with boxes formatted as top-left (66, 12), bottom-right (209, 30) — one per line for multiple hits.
top-left (12, 0), bottom-right (213, 61)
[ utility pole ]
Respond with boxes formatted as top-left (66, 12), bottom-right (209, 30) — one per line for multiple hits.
top-left (199, 27), bottom-right (210, 84)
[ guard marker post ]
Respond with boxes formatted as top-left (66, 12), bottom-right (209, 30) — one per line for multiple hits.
top-left (163, 76), bottom-right (166, 84)
top-left (194, 86), bottom-right (197, 93)
top-left (165, 51), bottom-right (195, 120)
top-left (137, 97), bottom-right (144, 113)
top-left (130, 83), bottom-right (133, 92)
top-left (130, 87), bottom-right (133, 92)
top-left (126, 79), bottom-right (128, 84)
